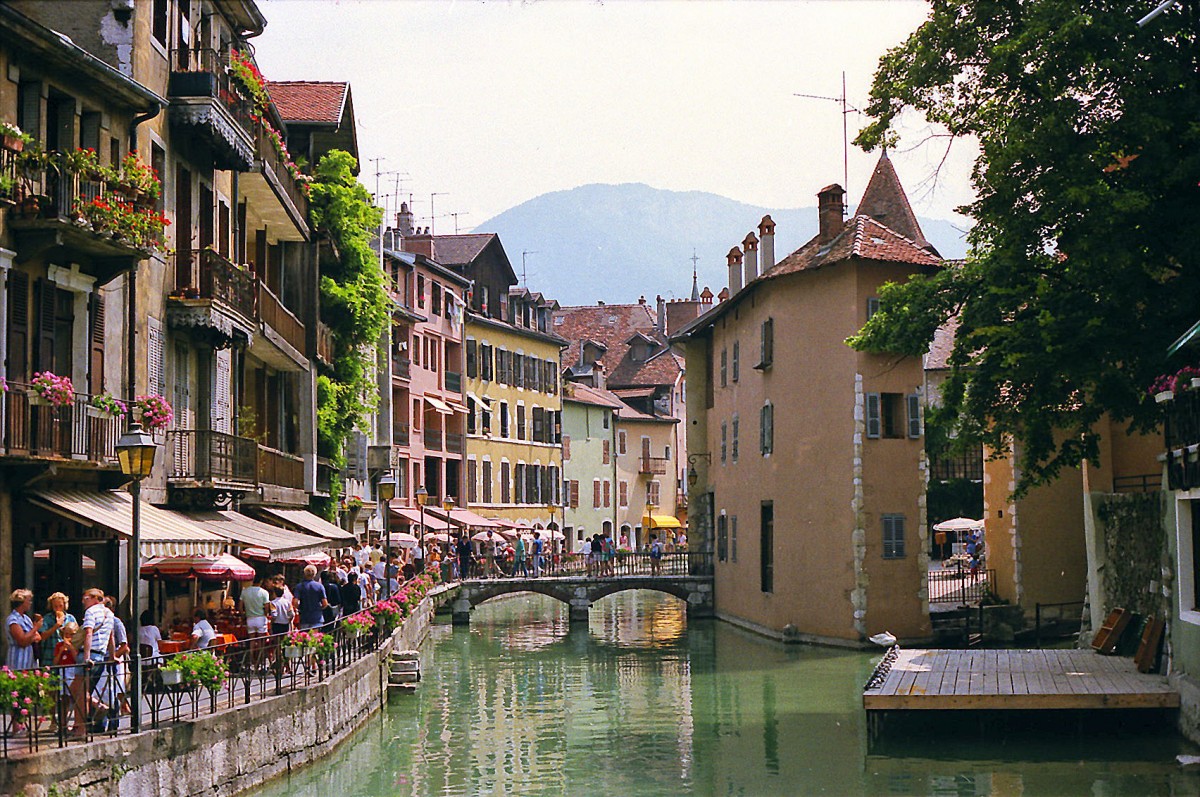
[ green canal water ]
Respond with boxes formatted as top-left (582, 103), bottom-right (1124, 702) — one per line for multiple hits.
top-left (250, 591), bottom-right (1200, 796)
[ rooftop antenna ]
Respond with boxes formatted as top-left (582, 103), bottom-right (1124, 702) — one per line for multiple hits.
top-left (369, 156), bottom-right (386, 270)
top-left (794, 71), bottom-right (860, 212)
top-left (521, 251), bottom-right (538, 288)
top-left (429, 192), bottom-right (448, 235)
top-left (450, 211), bottom-right (470, 234)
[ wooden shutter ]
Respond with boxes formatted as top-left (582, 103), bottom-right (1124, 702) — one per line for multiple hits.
top-left (619, 481), bottom-right (628, 507)
top-left (7, 270), bottom-right (29, 382)
top-left (517, 404), bottom-right (525, 440)
top-left (603, 479), bottom-right (611, 508)
top-left (563, 434), bottom-right (570, 460)
top-left (907, 394), bottom-right (921, 438)
top-left (89, 294), bottom-right (105, 395)
top-left (515, 463), bottom-right (526, 503)
top-left (467, 460), bottom-right (478, 503)
top-left (466, 339), bottom-right (477, 378)
top-left (213, 349), bottom-right (232, 434)
top-left (570, 480), bottom-right (579, 508)
top-left (148, 319), bottom-right (165, 397)
top-left (602, 439), bottom-right (610, 464)
top-left (865, 393), bottom-right (881, 439)
top-left (35, 279), bottom-right (56, 374)
top-left (593, 479), bottom-right (601, 508)
top-left (532, 407), bottom-right (544, 442)
top-left (732, 341), bottom-right (740, 382)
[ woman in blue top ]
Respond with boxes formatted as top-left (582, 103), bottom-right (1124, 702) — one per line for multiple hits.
top-left (38, 592), bottom-right (74, 667)
top-left (5, 589), bottom-right (43, 671)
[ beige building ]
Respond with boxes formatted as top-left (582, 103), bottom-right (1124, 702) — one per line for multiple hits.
top-left (675, 154), bottom-right (940, 645)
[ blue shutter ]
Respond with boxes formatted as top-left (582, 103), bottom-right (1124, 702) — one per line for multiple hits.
top-left (907, 394), bottom-right (922, 438)
top-left (866, 393), bottom-right (881, 439)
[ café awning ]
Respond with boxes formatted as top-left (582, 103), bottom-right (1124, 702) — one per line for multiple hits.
top-left (27, 489), bottom-right (226, 557)
top-left (425, 396), bottom-right (453, 414)
top-left (255, 507), bottom-right (357, 543)
top-left (389, 504), bottom-right (453, 531)
top-left (643, 514), bottom-right (682, 529)
top-left (179, 510), bottom-right (331, 561)
top-left (425, 506), bottom-right (504, 529)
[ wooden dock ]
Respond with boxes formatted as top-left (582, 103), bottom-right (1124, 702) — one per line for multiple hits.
top-left (863, 648), bottom-right (1179, 712)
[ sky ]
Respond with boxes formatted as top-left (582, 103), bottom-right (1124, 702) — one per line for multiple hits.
top-left (254, 0), bottom-right (977, 233)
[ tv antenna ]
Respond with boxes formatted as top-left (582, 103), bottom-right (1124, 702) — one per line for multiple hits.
top-left (450, 211), bottom-right (470, 234)
top-left (521, 251), bottom-right (538, 288)
top-left (794, 71), bottom-right (861, 209)
top-left (429, 192), bottom-right (448, 235)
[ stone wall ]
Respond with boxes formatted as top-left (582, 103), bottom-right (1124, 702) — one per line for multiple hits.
top-left (2, 585), bottom-right (455, 797)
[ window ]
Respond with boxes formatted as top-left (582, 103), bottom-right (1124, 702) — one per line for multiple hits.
top-left (647, 480), bottom-right (660, 507)
top-left (593, 479), bottom-right (602, 508)
top-left (532, 407), bottom-right (545, 442)
top-left (481, 403), bottom-right (492, 435)
top-left (867, 297), bottom-right (881, 321)
top-left (907, 394), bottom-right (922, 438)
top-left (501, 462), bottom-right (511, 503)
top-left (731, 515), bottom-right (738, 562)
top-left (720, 422), bottom-right (727, 464)
top-left (602, 411), bottom-right (610, 430)
top-left (731, 414), bottom-right (739, 462)
top-left (499, 402), bottom-right (509, 438)
top-left (152, 0), bottom-right (169, 47)
top-left (732, 341), bottom-right (740, 382)
top-left (517, 404), bottom-right (526, 440)
top-left (602, 439), bottom-right (610, 464)
top-left (619, 481), bottom-right (628, 507)
top-left (603, 480), bottom-right (611, 508)
top-left (717, 514), bottom-right (728, 562)
top-left (760, 402), bottom-right (774, 455)
top-left (467, 460), bottom-right (478, 503)
top-left (466, 339), bottom-right (477, 378)
top-left (416, 275), bottom-right (426, 308)
top-left (515, 463), bottom-right (526, 503)
top-left (482, 460), bottom-right (493, 503)
top-left (883, 515), bottom-right (906, 559)
top-left (431, 283), bottom-right (442, 316)
top-left (480, 344), bottom-right (493, 381)
top-left (618, 430), bottom-right (627, 455)
top-left (761, 503), bottom-right (774, 593)
top-left (563, 435), bottom-right (571, 460)
top-left (720, 348), bottom-right (728, 387)
top-left (569, 480), bottom-right (580, 508)
top-left (467, 398), bottom-right (477, 435)
top-left (664, 445), bottom-right (671, 460)
top-left (866, 393), bottom-right (905, 439)
top-left (756, 317), bottom-right (774, 370)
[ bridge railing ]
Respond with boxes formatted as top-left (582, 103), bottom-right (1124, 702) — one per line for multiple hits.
top-left (489, 550), bottom-right (713, 579)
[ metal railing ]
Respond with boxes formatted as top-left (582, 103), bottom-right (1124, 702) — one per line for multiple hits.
top-left (394, 423), bottom-right (409, 446)
top-left (258, 283), bottom-right (305, 354)
top-left (1, 386), bottom-right (123, 463)
top-left (639, 456), bottom-right (670, 475)
top-left (445, 432), bottom-right (463, 454)
top-left (0, 613), bottom-right (388, 759)
top-left (927, 566), bottom-right (995, 604)
top-left (445, 371), bottom-right (462, 393)
top-left (169, 47), bottom-right (256, 139)
top-left (392, 355), bottom-right (411, 381)
top-left (316, 322), bottom-right (335, 366)
top-left (1166, 389), bottom-right (1200, 490)
top-left (453, 550), bottom-right (713, 579)
top-left (423, 428), bottom-right (442, 451)
top-left (167, 429), bottom-right (258, 485)
top-left (1112, 473), bottom-right (1163, 493)
top-left (173, 249), bottom-right (258, 322)
top-left (258, 444), bottom-right (304, 490)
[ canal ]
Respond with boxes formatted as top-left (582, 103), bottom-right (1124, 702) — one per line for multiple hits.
top-left (250, 591), bottom-right (1200, 796)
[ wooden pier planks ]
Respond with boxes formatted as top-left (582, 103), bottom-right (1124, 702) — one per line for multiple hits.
top-left (863, 648), bottom-right (1179, 711)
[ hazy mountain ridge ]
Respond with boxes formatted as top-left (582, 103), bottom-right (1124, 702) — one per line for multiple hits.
top-left (474, 183), bottom-right (969, 306)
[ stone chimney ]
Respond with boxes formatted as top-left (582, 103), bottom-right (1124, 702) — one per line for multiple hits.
top-left (717, 287), bottom-right (730, 303)
top-left (402, 227), bottom-right (435, 260)
top-left (727, 247), bottom-right (743, 294)
top-left (759, 215), bottom-right (776, 271)
top-left (396, 202), bottom-right (415, 237)
top-left (817, 184), bottom-right (846, 245)
top-left (700, 287), bottom-right (713, 305)
top-left (656, 295), bottom-right (665, 333)
top-left (742, 232), bottom-right (759, 285)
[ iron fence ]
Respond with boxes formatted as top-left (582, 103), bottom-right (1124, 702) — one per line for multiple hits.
top-left (927, 566), bottom-right (995, 604)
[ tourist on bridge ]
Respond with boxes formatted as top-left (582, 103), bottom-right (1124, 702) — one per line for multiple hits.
top-left (531, 531), bottom-right (544, 578)
top-left (649, 534), bottom-right (664, 576)
top-left (455, 534), bottom-right (472, 581)
top-left (514, 534), bottom-right (528, 577)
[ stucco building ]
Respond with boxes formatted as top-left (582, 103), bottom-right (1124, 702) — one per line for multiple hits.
top-left (674, 153), bottom-right (940, 645)
top-left (561, 382), bottom-right (621, 549)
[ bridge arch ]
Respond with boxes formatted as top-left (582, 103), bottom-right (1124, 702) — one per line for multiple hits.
top-left (451, 576), bottom-right (713, 625)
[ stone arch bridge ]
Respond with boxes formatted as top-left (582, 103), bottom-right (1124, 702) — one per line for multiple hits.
top-left (450, 574), bottom-right (714, 624)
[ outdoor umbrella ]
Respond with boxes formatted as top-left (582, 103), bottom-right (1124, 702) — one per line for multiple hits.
top-left (140, 553), bottom-right (256, 581)
top-left (242, 548), bottom-right (332, 568)
top-left (390, 532), bottom-right (419, 550)
top-left (932, 518), bottom-right (984, 532)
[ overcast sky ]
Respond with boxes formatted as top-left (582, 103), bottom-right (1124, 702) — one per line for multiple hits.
top-left (255, 0), bottom-right (976, 232)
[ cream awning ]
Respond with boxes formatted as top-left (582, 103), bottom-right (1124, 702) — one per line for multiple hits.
top-left (27, 489), bottom-right (227, 558)
top-left (425, 506), bottom-right (504, 529)
top-left (254, 507), bottom-right (357, 542)
top-left (425, 396), bottom-right (453, 414)
top-left (179, 510), bottom-right (332, 561)
top-left (643, 514), bottom-right (682, 529)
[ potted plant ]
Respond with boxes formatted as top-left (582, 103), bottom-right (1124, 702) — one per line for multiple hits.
top-left (286, 629), bottom-right (314, 658)
top-left (0, 122), bottom-right (32, 153)
top-left (179, 650), bottom-right (227, 693)
top-left (2, 666), bottom-right (58, 731)
top-left (159, 655), bottom-right (186, 686)
top-left (88, 392), bottom-right (127, 419)
top-left (29, 372), bottom-right (73, 407)
top-left (134, 394), bottom-right (174, 431)
top-left (341, 611), bottom-right (375, 638)
top-left (0, 174), bottom-right (15, 208)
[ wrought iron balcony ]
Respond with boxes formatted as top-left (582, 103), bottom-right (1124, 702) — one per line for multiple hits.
top-left (445, 370), bottom-right (462, 394)
top-left (0, 385), bottom-right (123, 464)
top-left (392, 355), bottom-right (411, 381)
top-left (423, 428), bottom-right (443, 451)
top-left (167, 429), bottom-right (257, 487)
top-left (445, 432), bottom-right (464, 454)
top-left (168, 47), bottom-right (256, 170)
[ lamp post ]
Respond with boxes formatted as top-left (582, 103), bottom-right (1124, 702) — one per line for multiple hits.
top-left (441, 496), bottom-right (453, 577)
top-left (116, 421), bottom-right (158, 735)
top-left (415, 486), bottom-right (429, 580)
top-left (378, 471), bottom-right (396, 599)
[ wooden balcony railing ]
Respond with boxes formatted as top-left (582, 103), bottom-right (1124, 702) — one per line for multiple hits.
top-left (316, 322), bottom-right (335, 366)
top-left (315, 456), bottom-right (334, 496)
top-left (423, 428), bottom-right (443, 451)
top-left (167, 429), bottom-right (257, 485)
top-left (445, 432), bottom-right (464, 454)
top-left (252, 122), bottom-right (308, 218)
top-left (393, 355), bottom-right (411, 381)
top-left (258, 283), bottom-right (305, 354)
top-left (258, 444), bottom-right (305, 490)
top-left (639, 456), bottom-right (670, 475)
top-left (1, 386), bottom-right (123, 463)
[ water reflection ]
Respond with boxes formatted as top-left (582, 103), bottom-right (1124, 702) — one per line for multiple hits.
top-left (249, 591), bottom-right (1200, 797)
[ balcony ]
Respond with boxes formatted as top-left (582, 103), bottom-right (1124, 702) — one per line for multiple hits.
top-left (445, 370), bottom-right (462, 394)
top-left (1166, 389), bottom-right (1200, 490)
top-left (248, 121), bottom-right (308, 228)
top-left (257, 282), bottom-right (306, 360)
top-left (315, 456), bottom-right (334, 497)
top-left (168, 47), bottom-right (256, 170)
top-left (166, 429), bottom-right (257, 488)
top-left (394, 423), bottom-right (409, 446)
top-left (639, 456), bottom-right (670, 475)
top-left (424, 428), bottom-right (443, 451)
top-left (392, 355), bottom-right (411, 381)
top-left (445, 432), bottom-right (464, 455)
top-left (316, 322), bottom-right (335, 367)
top-left (0, 386), bottom-right (123, 465)
top-left (258, 444), bottom-right (305, 491)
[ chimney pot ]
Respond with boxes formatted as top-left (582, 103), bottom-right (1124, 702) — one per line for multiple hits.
top-left (759, 214), bottom-right (776, 272)
top-left (817, 184), bottom-right (846, 245)
top-left (742, 232), bottom-right (759, 251)
top-left (743, 232), bottom-right (759, 284)
top-left (727, 247), bottom-right (743, 295)
top-left (758, 214), bottom-right (776, 235)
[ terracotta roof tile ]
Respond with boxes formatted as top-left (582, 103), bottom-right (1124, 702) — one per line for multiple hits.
top-left (766, 215), bottom-right (940, 279)
top-left (564, 383), bottom-right (626, 409)
top-left (554, 303), bottom-right (683, 389)
top-left (857, 150), bottom-right (930, 249)
top-left (267, 81), bottom-right (348, 124)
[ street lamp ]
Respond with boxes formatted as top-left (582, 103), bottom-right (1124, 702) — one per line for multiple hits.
top-left (116, 421), bottom-right (157, 735)
top-left (378, 471), bottom-right (396, 598)
top-left (415, 486), bottom-right (429, 578)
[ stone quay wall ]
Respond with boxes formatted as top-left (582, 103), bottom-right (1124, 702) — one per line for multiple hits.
top-left (2, 584), bottom-right (456, 797)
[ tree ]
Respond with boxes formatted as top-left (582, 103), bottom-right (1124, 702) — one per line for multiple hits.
top-left (849, 0), bottom-right (1200, 492)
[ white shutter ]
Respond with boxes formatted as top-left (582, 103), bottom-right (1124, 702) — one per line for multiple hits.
top-left (147, 317), bottom-right (165, 397)
top-left (865, 393), bottom-right (881, 439)
top-left (907, 394), bottom-right (922, 439)
top-left (172, 341), bottom-right (191, 429)
top-left (213, 349), bottom-right (232, 434)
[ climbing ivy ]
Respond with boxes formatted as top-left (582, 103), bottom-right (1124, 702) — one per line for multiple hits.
top-left (1096, 492), bottom-right (1165, 618)
top-left (307, 150), bottom-right (388, 518)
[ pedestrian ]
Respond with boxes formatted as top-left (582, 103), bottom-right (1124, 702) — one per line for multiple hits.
top-left (38, 592), bottom-right (74, 667)
top-left (294, 565), bottom-right (328, 631)
top-left (321, 570), bottom-right (342, 627)
top-left (269, 585), bottom-right (294, 637)
top-left (514, 534), bottom-right (527, 577)
top-left (532, 531), bottom-right (544, 578)
top-left (71, 588), bottom-right (112, 738)
top-left (456, 534), bottom-right (472, 581)
top-left (5, 589), bottom-right (42, 671)
top-left (241, 574), bottom-right (270, 667)
top-left (352, 541), bottom-right (370, 571)
top-left (103, 596), bottom-right (131, 720)
top-left (412, 540), bottom-right (425, 574)
top-left (341, 572), bottom-right (362, 616)
top-left (649, 533), bottom-right (663, 576)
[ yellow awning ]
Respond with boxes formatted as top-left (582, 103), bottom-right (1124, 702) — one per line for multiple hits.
top-left (28, 489), bottom-right (227, 558)
top-left (642, 514), bottom-right (682, 529)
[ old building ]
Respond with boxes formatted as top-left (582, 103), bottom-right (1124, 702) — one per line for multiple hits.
top-left (674, 153), bottom-right (939, 645)
top-left (561, 381), bottom-right (621, 549)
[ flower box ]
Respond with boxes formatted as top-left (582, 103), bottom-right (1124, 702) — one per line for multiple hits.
top-left (28, 393), bottom-right (50, 407)
top-left (2, 135), bottom-right (24, 153)
top-left (1156, 390), bottom-right (1174, 404)
top-left (160, 669), bottom-right (183, 686)
top-left (284, 645), bottom-right (303, 659)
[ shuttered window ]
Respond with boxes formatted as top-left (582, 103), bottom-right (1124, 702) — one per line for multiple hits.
top-left (88, 295), bottom-right (105, 395)
top-left (516, 404), bottom-right (526, 440)
top-left (731, 415), bottom-right (739, 463)
top-left (562, 434), bottom-right (571, 460)
top-left (569, 480), bottom-right (579, 508)
top-left (514, 463), bottom-right (526, 503)
top-left (907, 394), bottom-right (922, 438)
top-left (619, 481), bottom-right (628, 507)
top-left (760, 401), bottom-right (773, 455)
top-left (466, 339), bottom-right (477, 378)
top-left (602, 439), bottom-right (610, 464)
top-left (720, 348), bottom-right (727, 387)
top-left (865, 392), bottom-right (881, 439)
top-left (213, 349), bottom-right (232, 434)
top-left (717, 514), bottom-right (728, 562)
top-left (758, 317), bottom-right (774, 369)
top-left (603, 479), bottom-right (611, 508)
top-left (883, 515), bottom-right (906, 559)
top-left (593, 479), bottom-right (601, 508)
top-left (6, 270), bottom-right (29, 382)
top-left (148, 317), bottom-right (166, 399)
top-left (500, 461), bottom-right (511, 504)
top-left (482, 460), bottom-right (493, 503)
top-left (467, 460), bottom-right (478, 503)
top-left (732, 341), bottom-right (740, 383)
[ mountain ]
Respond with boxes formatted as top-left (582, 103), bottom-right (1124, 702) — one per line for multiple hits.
top-left (472, 183), bottom-right (969, 307)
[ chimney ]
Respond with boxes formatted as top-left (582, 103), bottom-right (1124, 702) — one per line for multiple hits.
top-left (656, 295), bottom-right (665, 333)
top-left (396, 202), bottom-right (414, 237)
top-left (638, 295), bottom-right (647, 305)
top-left (742, 232), bottom-right (759, 284)
top-left (759, 215), bottom-right (776, 271)
top-left (700, 287), bottom-right (713, 305)
top-left (717, 287), bottom-right (730, 303)
top-left (402, 226), bottom-right (435, 260)
top-left (817, 184), bottom-right (846, 245)
top-left (727, 247), bottom-right (743, 294)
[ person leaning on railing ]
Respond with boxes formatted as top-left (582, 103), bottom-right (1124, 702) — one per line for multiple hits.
top-left (5, 589), bottom-right (43, 672)
top-left (71, 588), bottom-right (112, 738)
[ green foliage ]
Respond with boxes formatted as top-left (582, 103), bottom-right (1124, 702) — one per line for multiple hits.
top-left (1096, 492), bottom-right (1164, 617)
top-left (927, 479), bottom-right (984, 527)
top-left (308, 150), bottom-right (389, 481)
top-left (849, 0), bottom-right (1200, 494)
